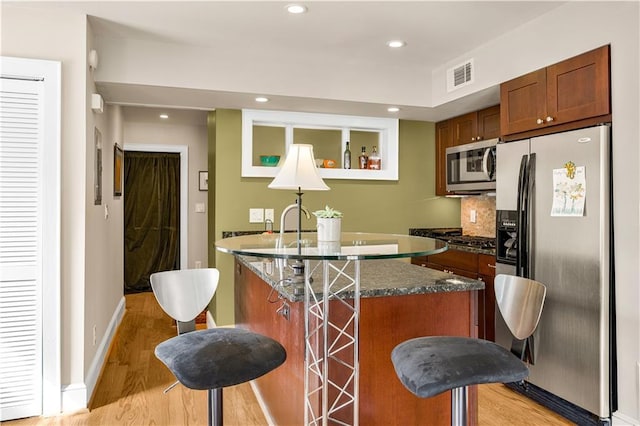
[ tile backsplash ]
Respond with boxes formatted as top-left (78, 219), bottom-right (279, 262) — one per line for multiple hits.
top-left (461, 196), bottom-right (496, 237)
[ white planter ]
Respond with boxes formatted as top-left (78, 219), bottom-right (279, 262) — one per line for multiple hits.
top-left (316, 217), bottom-right (341, 242)
top-left (317, 241), bottom-right (341, 255)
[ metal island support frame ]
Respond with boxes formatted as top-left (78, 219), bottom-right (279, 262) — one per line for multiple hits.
top-left (216, 232), bottom-right (447, 426)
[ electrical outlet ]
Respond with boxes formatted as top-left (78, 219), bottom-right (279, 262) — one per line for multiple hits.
top-left (195, 260), bottom-right (202, 268)
top-left (277, 302), bottom-right (290, 321)
top-left (264, 208), bottom-right (274, 222)
top-left (470, 209), bottom-right (477, 223)
top-left (249, 208), bottom-right (264, 223)
top-left (92, 325), bottom-right (97, 346)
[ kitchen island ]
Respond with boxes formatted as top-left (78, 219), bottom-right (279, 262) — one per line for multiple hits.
top-left (218, 231), bottom-right (484, 426)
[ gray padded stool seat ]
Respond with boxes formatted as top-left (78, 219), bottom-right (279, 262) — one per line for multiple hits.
top-left (392, 336), bottom-right (528, 397)
top-left (155, 328), bottom-right (286, 426)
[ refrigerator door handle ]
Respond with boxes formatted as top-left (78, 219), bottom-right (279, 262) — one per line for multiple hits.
top-left (516, 155), bottom-right (528, 277)
top-left (522, 153), bottom-right (536, 278)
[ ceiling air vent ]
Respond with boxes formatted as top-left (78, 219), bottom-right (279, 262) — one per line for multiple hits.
top-left (446, 59), bottom-right (474, 92)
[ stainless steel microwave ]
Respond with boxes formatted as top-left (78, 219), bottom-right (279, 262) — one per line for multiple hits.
top-left (446, 138), bottom-right (497, 192)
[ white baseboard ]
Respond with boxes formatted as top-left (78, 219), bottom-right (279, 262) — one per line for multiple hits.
top-left (83, 296), bottom-right (126, 407)
top-left (249, 381), bottom-right (276, 426)
top-left (61, 382), bottom-right (87, 414)
top-left (206, 309), bottom-right (216, 329)
top-left (613, 411), bottom-right (640, 426)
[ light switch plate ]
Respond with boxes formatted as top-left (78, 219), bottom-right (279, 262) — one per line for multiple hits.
top-left (195, 203), bottom-right (206, 213)
top-left (264, 208), bottom-right (274, 222)
top-left (249, 208), bottom-right (264, 223)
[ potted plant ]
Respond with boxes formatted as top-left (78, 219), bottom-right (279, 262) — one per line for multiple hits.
top-left (313, 205), bottom-right (342, 242)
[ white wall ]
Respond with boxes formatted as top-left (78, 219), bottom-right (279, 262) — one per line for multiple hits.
top-left (83, 20), bottom-right (126, 400)
top-left (122, 109), bottom-right (209, 270)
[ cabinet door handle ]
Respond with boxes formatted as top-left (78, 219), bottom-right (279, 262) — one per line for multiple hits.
top-left (477, 136), bottom-right (482, 140)
top-left (546, 116), bottom-right (555, 122)
top-left (488, 264), bottom-right (496, 269)
top-left (471, 137), bottom-right (476, 141)
top-left (536, 118), bottom-right (544, 125)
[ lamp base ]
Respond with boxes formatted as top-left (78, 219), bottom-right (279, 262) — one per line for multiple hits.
top-left (289, 260), bottom-right (310, 296)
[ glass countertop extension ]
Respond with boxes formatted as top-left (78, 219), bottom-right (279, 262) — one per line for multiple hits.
top-left (215, 232), bottom-right (447, 261)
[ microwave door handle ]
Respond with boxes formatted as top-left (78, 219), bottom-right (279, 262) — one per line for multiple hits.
top-left (482, 147), bottom-right (495, 180)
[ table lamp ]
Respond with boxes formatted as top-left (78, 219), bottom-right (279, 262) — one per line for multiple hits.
top-left (269, 144), bottom-right (330, 284)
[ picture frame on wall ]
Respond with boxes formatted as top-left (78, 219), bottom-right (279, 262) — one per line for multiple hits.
top-left (94, 128), bottom-right (102, 205)
top-left (199, 171), bottom-right (208, 191)
top-left (114, 143), bottom-right (123, 196)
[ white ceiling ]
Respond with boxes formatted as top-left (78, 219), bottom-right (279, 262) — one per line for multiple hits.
top-left (15, 1), bottom-right (566, 122)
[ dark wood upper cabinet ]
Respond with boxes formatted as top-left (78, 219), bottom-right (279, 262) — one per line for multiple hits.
top-left (450, 105), bottom-right (501, 146)
top-left (501, 45), bottom-right (610, 137)
top-left (500, 69), bottom-right (547, 135)
top-left (546, 45), bottom-right (610, 125)
top-left (476, 105), bottom-right (501, 140)
top-left (435, 120), bottom-right (453, 196)
top-left (451, 112), bottom-right (477, 146)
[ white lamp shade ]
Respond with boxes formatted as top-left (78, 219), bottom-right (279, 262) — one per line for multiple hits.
top-left (268, 144), bottom-right (330, 191)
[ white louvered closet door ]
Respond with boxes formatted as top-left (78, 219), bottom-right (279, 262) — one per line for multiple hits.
top-left (0, 77), bottom-right (44, 420)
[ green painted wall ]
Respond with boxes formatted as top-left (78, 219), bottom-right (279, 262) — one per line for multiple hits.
top-left (209, 109), bottom-right (461, 325)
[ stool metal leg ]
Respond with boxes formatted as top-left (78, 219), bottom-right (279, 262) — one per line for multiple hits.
top-left (450, 386), bottom-right (467, 426)
top-left (208, 388), bottom-right (223, 426)
top-left (177, 319), bottom-right (196, 335)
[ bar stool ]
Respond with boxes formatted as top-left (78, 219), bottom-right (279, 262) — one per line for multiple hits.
top-left (150, 268), bottom-right (219, 335)
top-left (155, 327), bottom-right (286, 426)
top-left (391, 274), bottom-right (546, 426)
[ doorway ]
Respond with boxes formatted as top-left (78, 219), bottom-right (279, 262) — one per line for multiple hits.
top-left (123, 151), bottom-right (180, 293)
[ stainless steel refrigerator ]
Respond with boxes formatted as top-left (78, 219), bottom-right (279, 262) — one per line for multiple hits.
top-left (495, 124), bottom-right (616, 424)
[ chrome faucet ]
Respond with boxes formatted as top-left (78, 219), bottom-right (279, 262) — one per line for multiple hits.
top-left (278, 203), bottom-right (310, 246)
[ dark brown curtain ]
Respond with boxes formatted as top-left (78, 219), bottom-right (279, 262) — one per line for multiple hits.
top-left (124, 151), bottom-right (180, 293)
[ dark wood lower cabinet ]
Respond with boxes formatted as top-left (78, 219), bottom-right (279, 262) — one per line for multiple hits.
top-left (234, 259), bottom-right (479, 426)
top-left (412, 250), bottom-right (496, 341)
top-left (478, 253), bottom-right (497, 342)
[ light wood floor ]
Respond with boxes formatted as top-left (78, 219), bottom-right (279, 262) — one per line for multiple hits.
top-left (7, 292), bottom-right (574, 425)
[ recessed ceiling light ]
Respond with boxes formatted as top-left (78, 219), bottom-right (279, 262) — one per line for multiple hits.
top-left (387, 40), bottom-right (406, 48)
top-left (387, 107), bottom-right (400, 113)
top-left (159, 114), bottom-right (169, 119)
top-left (286, 4), bottom-right (307, 14)
top-left (255, 97), bottom-right (269, 103)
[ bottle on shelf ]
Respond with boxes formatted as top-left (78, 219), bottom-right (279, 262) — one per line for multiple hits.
top-left (358, 146), bottom-right (368, 169)
top-left (343, 141), bottom-right (351, 169)
top-left (367, 145), bottom-right (381, 170)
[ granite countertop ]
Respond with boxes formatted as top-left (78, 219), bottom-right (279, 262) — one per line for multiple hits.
top-left (409, 228), bottom-right (496, 256)
top-left (236, 255), bottom-right (484, 303)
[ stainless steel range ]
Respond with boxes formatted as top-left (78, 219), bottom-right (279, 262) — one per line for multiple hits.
top-left (409, 228), bottom-right (496, 252)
